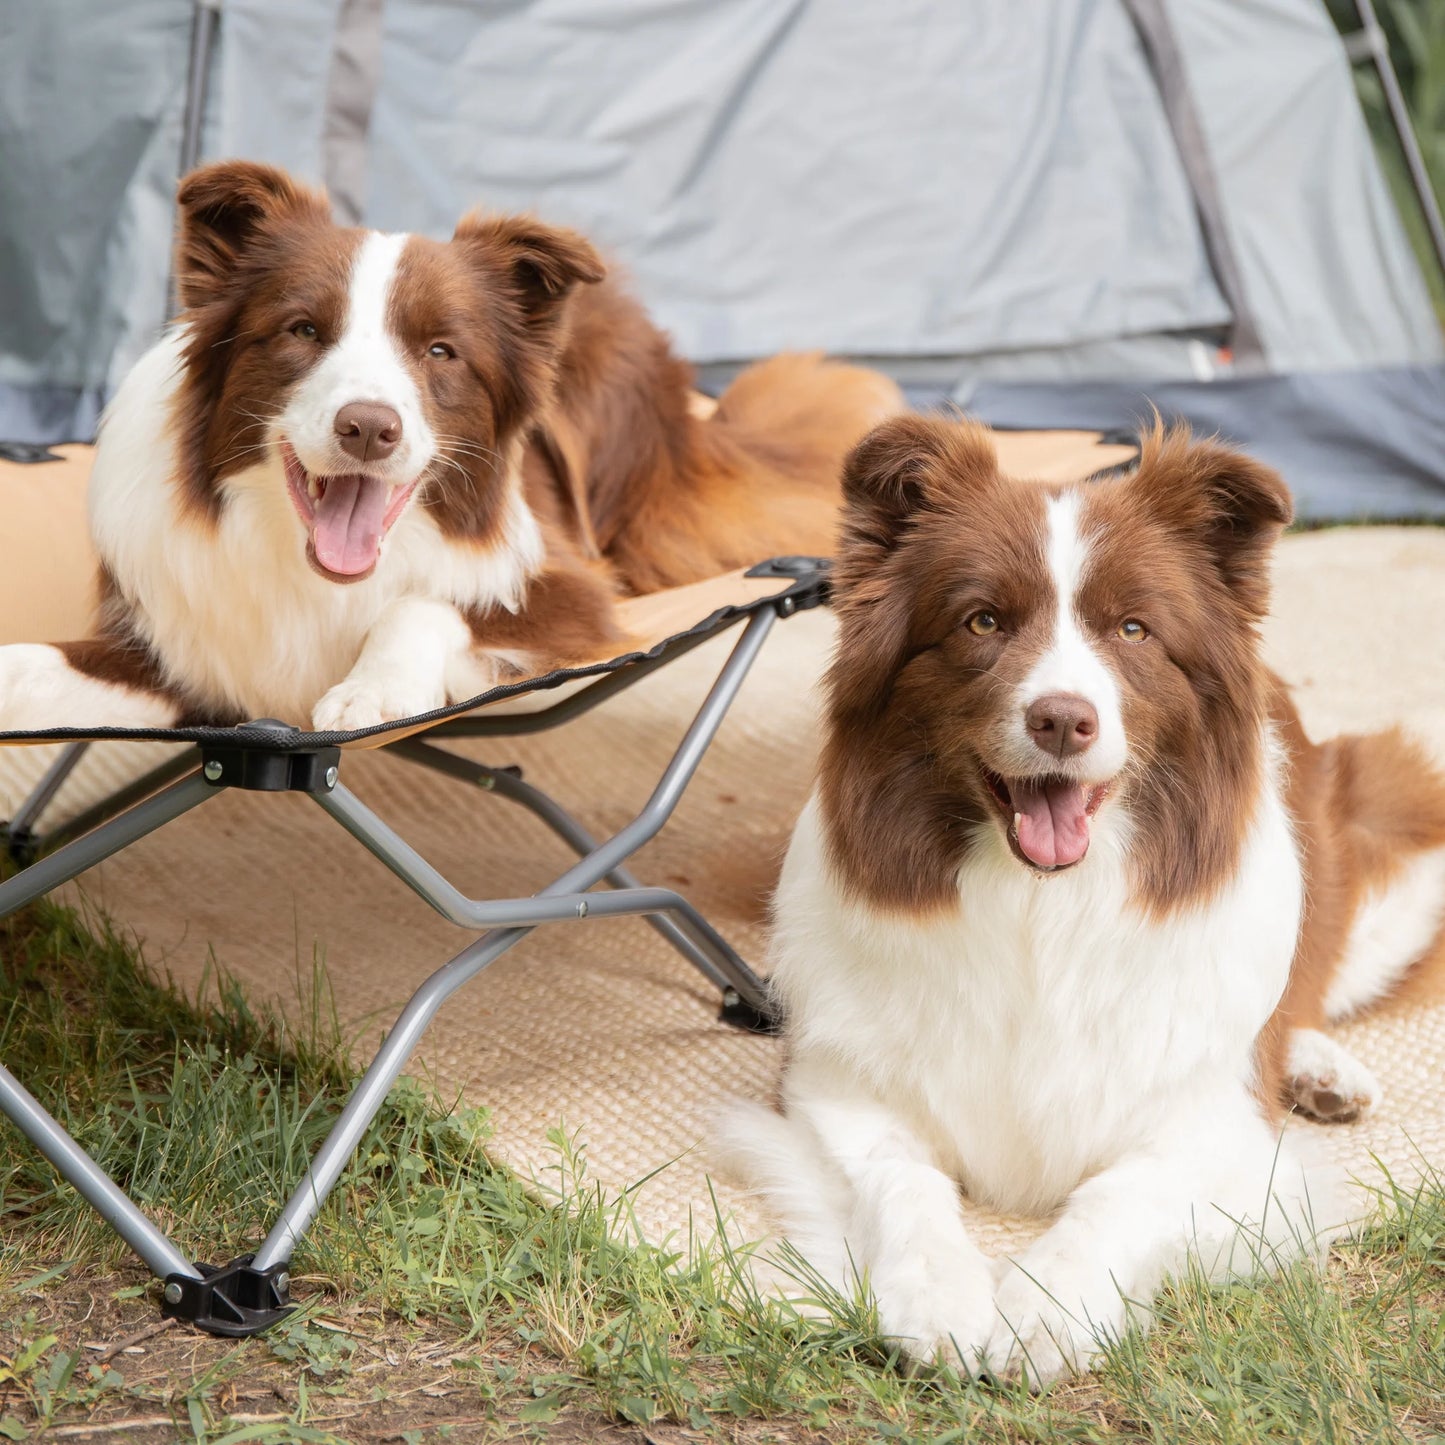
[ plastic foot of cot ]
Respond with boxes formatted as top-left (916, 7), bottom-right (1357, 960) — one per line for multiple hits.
top-left (718, 989), bottom-right (782, 1034)
top-left (1, 824), bottom-right (38, 867)
top-left (161, 1254), bottom-right (294, 1337)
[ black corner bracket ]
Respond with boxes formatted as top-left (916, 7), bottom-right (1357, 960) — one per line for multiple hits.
top-left (1, 822), bottom-right (37, 866)
top-left (0, 441), bottom-right (62, 464)
top-left (744, 555), bottom-right (832, 616)
top-left (718, 988), bottom-right (783, 1035)
top-left (199, 746), bottom-right (341, 793)
top-left (162, 1254), bottom-right (294, 1337)
top-left (745, 555), bottom-right (831, 580)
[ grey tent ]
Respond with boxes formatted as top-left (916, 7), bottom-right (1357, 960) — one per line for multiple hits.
top-left (3, 0), bottom-right (1443, 517)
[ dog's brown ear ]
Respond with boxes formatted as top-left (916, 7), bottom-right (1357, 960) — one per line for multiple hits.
top-left (827, 417), bottom-right (996, 722)
top-left (454, 212), bottom-right (605, 325)
top-left (839, 414), bottom-right (996, 555)
top-left (1132, 424), bottom-right (1293, 617)
top-left (175, 161), bottom-right (330, 309)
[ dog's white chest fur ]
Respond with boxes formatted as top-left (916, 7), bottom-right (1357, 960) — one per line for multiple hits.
top-left (770, 777), bottom-right (1303, 1217)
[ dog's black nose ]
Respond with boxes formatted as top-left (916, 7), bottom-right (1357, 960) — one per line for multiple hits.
top-left (334, 402), bottom-right (402, 462)
top-left (1025, 693), bottom-right (1098, 758)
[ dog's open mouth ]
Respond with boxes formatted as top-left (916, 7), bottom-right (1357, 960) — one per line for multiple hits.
top-left (282, 442), bottom-right (420, 583)
top-left (982, 770), bottom-right (1111, 872)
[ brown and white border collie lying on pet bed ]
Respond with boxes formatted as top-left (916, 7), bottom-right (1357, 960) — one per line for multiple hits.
top-left (0, 161), bottom-right (901, 733)
top-left (720, 417), bottom-right (1445, 1385)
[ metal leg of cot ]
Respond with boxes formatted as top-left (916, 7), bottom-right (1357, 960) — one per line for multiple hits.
top-left (3, 592), bottom-right (805, 1334)
top-left (3, 741), bottom-right (92, 860)
top-left (34, 749), bottom-right (202, 858)
top-left (387, 737), bottom-right (768, 1010)
top-left (249, 608), bottom-right (781, 1274)
top-left (0, 1063), bottom-right (201, 1283)
top-left (0, 772), bottom-right (226, 1311)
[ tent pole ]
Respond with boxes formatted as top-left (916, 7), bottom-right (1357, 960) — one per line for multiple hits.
top-left (1349, 0), bottom-right (1445, 286)
top-left (179, 0), bottom-right (221, 177)
top-left (167, 0), bottom-right (221, 317)
top-left (1119, 0), bottom-right (1267, 369)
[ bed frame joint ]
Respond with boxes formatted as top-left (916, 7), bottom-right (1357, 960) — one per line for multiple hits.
top-left (161, 1254), bottom-right (294, 1338)
top-left (198, 746), bottom-right (343, 794)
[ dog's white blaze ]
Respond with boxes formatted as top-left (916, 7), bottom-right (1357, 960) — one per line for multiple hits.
top-left (1325, 845), bottom-right (1445, 1020)
top-left (1009, 492), bottom-right (1126, 780)
top-left (279, 231), bottom-right (436, 485)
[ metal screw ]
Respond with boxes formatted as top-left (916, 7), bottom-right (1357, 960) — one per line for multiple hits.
top-left (722, 989), bottom-right (741, 1010)
top-left (778, 597), bottom-right (796, 618)
top-left (576, 899), bottom-right (589, 918)
top-left (275, 1271), bottom-right (291, 1295)
top-left (203, 760), bottom-right (223, 782)
top-left (163, 1281), bottom-right (183, 1305)
top-left (324, 765), bottom-right (338, 789)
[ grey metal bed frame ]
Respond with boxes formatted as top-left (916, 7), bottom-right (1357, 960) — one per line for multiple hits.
top-left (0, 559), bottom-right (820, 1336)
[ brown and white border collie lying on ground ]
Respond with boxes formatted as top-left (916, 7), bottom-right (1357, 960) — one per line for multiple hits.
top-left (719, 417), bottom-right (1445, 1384)
top-left (0, 160), bottom-right (900, 732)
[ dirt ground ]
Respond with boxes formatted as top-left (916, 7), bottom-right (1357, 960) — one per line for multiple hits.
top-left (1, 1263), bottom-right (833, 1444)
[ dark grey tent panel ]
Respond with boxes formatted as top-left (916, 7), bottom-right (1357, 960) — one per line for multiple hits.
top-left (970, 366), bottom-right (1445, 521)
top-left (1, 0), bottom-right (1442, 516)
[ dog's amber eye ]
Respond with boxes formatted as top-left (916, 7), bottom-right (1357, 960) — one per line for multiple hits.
top-left (427, 342), bottom-right (456, 360)
top-left (1117, 619), bottom-right (1149, 642)
top-left (967, 610), bottom-right (1000, 636)
top-left (291, 321), bottom-right (318, 341)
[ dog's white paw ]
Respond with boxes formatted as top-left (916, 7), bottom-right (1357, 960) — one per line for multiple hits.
top-left (1287, 1028), bottom-right (1380, 1123)
top-left (311, 670), bottom-right (445, 732)
top-left (873, 1256), bottom-right (996, 1372)
top-left (0, 644), bottom-right (77, 731)
top-left (0, 645), bottom-right (38, 722)
top-left (981, 1252), bottom-right (1128, 1388)
top-left (0, 643), bottom-right (178, 731)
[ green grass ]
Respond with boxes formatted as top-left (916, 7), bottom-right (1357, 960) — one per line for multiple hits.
top-left (3, 891), bottom-right (1445, 1443)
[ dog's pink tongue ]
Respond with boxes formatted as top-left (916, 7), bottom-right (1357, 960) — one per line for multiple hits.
top-left (311, 474), bottom-right (390, 576)
top-left (1010, 778), bottom-right (1091, 869)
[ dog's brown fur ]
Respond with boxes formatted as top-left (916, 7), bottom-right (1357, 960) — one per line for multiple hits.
top-left (528, 273), bottom-right (903, 595)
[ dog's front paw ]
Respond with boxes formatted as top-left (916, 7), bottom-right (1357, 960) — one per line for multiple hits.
top-left (981, 1255), bottom-right (1127, 1388)
top-left (873, 1258), bottom-right (996, 1372)
top-left (311, 670), bottom-right (446, 732)
top-left (1287, 1028), bottom-right (1380, 1123)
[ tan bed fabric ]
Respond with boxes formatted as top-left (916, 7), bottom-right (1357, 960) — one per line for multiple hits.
top-left (0, 446), bottom-right (99, 645)
top-left (2, 526), bottom-right (1444, 1256)
top-left (991, 428), bottom-right (1137, 481)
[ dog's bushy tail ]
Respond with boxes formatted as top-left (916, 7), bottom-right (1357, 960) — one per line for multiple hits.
top-left (709, 352), bottom-right (906, 492)
top-left (598, 355), bottom-right (905, 594)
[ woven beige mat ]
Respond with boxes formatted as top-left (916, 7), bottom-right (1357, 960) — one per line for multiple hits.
top-left (3, 527), bottom-right (1445, 1256)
